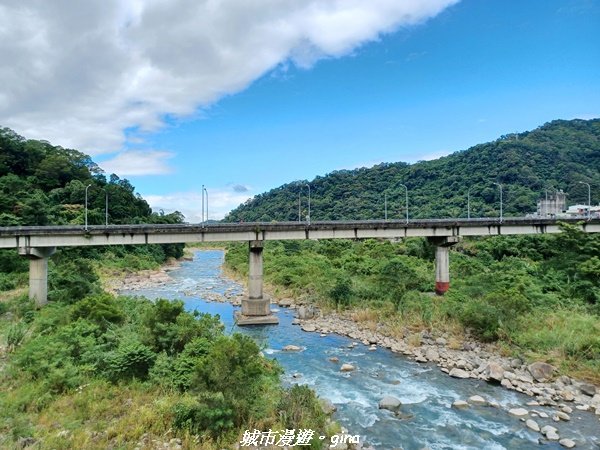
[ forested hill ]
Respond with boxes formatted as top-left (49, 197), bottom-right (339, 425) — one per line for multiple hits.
top-left (225, 119), bottom-right (600, 222)
top-left (0, 127), bottom-right (180, 226)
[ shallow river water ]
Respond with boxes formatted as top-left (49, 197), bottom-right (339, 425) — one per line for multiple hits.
top-left (121, 250), bottom-right (600, 450)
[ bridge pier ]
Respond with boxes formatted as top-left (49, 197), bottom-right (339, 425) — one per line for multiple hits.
top-left (18, 246), bottom-right (56, 307)
top-left (236, 241), bottom-right (279, 325)
top-left (429, 237), bottom-right (459, 295)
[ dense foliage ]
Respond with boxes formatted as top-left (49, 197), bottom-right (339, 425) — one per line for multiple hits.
top-left (225, 119), bottom-right (599, 221)
top-left (0, 126), bottom-right (185, 293)
top-left (225, 226), bottom-right (600, 381)
top-left (0, 290), bottom-right (329, 448)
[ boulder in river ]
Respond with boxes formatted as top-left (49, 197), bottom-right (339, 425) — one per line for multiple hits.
top-left (452, 400), bottom-right (470, 409)
top-left (283, 345), bottom-right (302, 352)
top-left (483, 362), bottom-right (505, 382)
top-left (340, 363), bottom-right (355, 372)
top-left (526, 419), bottom-right (540, 432)
top-left (508, 408), bottom-right (528, 417)
top-left (559, 438), bottom-right (576, 448)
top-left (378, 396), bottom-right (402, 412)
top-left (468, 395), bottom-right (487, 406)
top-left (278, 298), bottom-right (294, 307)
top-left (449, 368), bottom-right (470, 379)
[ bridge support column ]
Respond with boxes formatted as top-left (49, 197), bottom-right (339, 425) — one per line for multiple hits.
top-left (18, 246), bottom-right (56, 307)
top-left (236, 241), bottom-right (279, 326)
top-left (428, 237), bottom-right (459, 296)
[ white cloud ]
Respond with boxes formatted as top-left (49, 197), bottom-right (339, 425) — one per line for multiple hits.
top-left (100, 150), bottom-right (174, 176)
top-left (144, 186), bottom-right (254, 221)
top-left (0, 0), bottom-right (459, 155)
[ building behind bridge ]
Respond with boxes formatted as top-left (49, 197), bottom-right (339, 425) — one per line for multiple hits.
top-left (536, 191), bottom-right (567, 217)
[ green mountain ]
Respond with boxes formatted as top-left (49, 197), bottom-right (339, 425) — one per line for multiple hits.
top-left (225, 119), bottom-right (600, 222)
top-left (0, 127), bottom-right (181, 227)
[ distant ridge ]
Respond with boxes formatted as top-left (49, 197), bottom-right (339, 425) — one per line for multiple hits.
top-left (224, 118), bottom-right (600, 222)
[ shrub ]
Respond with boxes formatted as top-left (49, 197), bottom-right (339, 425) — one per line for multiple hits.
top-left (6, 321), bottom-right (28, 351)
top-left (70, 293), bottom-right (125, 329)
top-left (105, 341), bottom-right (156, 381)
top-left (329, 275), bottom-right (353, 307)
top-left (172, 392), bottom-right (235, 437)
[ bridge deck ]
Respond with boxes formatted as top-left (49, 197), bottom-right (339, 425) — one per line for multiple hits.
top-left (1, 218), bottom-right (599, 249)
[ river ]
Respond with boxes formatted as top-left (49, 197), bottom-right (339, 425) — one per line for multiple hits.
top-left (121, 250), bottom-right (600, 450)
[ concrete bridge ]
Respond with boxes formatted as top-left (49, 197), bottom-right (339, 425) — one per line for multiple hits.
top-left (2, 218), bottom-right (599, 325)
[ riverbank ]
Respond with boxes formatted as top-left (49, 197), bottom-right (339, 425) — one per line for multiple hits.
top-left (147, 250), bottom-right (600, 418)
top-left (111, 248), bottom-right (600, 448)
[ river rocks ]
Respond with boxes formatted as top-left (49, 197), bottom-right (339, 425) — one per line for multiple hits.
top-left (278, 298), bottom-right (294, 307)
top-left (559, 438), bottom-right (576, 448)
top-left (301, 324), bottom-right (317, 332)
top-left (340, 363), bottom-right (355, 372)
top-left (528, 362), bottom-right (556, 382)
top-left (561, 391), bottom-right (575, 402)
top-left (297, 305), bottom-right (317, 320)
top-left (435, 337), bottom-right (447, 346)
top-left (483, 362), bottom-right (505, 382)
top-left (283, 345), bottom-right (302, 352)
top-left (425, 348), bottom-right (439, 362)
top-left (452, 400), bottom-right (470, 409)
top-left (541, 425), bottom-right (559, 440)
top-left (289, 303), bottom-right (600, 423)
top-left (579, 383), bottom-right (596, 397)
top-left (329, 356), bottom-right (340, 363)
top-left (468, 395), bottom-right (487, 406)
top-left (553, 411), bottom-right (570, 421)
top-left (526, 419), bottom-right (540, 432)
top-left (378, 396), bottom-right (402, 412)
top-left (508, 408), bottom-right (528, 417)
top-left (449, 368), bottom-right (470, 379)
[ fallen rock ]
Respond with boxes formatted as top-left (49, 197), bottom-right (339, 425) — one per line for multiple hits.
top-left (283, 345), bottom-right (302, 352)
top-left (547, 430), bottom-right (560, 441)
top-left (449, 368), bottom-right (470, 379)
top-left (528, 362), bottom-right (556, 382)
top-left (297, 305), bottom-right (316, 320)
top-left (554, 411), bottom-right (570, 421)
top-left (378, 396), bottom-right (402, 412)
top-left (278, 298), bottom-right (294, 307)
top-left (483, 362), bottom-right (505, 382)
top-left (425, 348), bottom-right (440, 362)
top-left (559, 438), bottom-right (576, 448)
top-left (508, 408), bottom-right (528, 418)
top-left (452, 400), bottom-right (470, 409)
top-left (301, 324), bottom-right (317, 332)
top-left (525, 419), bottom-right (540, 432)
top-left (541, 425), bottom-right (558, 436)
top-left (340, 363), bottom-right (355, 372)
top-left (468, 395), bottom-right (487, 406)
top-left (435, 337), bottom-right (447, 346)
top-left (580, 383), bottom-right (597, 397)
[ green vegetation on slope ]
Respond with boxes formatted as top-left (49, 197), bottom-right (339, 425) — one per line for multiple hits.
top-left (0, 292), bottom-right (329, 449)
top-left (0, 126), bottom-right (185, 295)
top-left (225, 225), bottom-right (600, 382)
top-left (225, 119), bottom-right (599, 222)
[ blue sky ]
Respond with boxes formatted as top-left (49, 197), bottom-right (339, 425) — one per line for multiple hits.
top-left (2, 0), bottom-right (599, 220)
